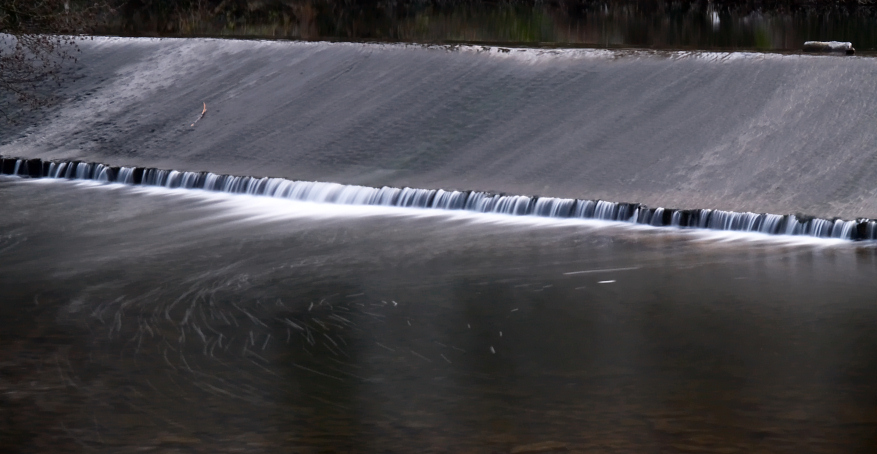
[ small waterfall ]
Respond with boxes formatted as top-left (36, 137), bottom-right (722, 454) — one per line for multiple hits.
top-left (534, 198), bottom-right (576, 218)
top-left (117, 167), bottom-right (136, 184)
top-left (95, 165), bottom-right (112, 182)
top-left (2, 155), bottom-right (876, 240)
top-left (651, 207), bottom-right (666, 226)
top-left (573, 200), bottom-right (597, 218)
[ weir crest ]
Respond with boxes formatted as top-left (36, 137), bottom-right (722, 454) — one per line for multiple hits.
top-left (2, 155), bottom-right (873, 241)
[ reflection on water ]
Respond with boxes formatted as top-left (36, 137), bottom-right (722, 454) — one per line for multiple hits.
top-left (2, 177), bottom-right (877, 452)
top-left (107, 1), bottom-right (877, 52)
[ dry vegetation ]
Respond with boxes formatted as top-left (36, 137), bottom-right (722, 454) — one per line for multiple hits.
top-left (0, 1), bottom-right (112, 119)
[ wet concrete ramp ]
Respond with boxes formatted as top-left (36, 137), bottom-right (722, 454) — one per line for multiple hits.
top-left (3, 37), bottom-right (876, 219)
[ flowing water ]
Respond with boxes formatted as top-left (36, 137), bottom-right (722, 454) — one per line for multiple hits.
top-left (6, 38), bottom-right (877, 220)
top-left (1, 156), bottom-right (872, 240)
top-left (2, 37), bottom-right (877, 452)
top-left (2, 177), bottom-right (876, 452)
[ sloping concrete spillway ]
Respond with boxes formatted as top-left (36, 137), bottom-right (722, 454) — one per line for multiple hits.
top-left (4, 37), bottom-right (877, 452)
top-left (3, 37), bottom-right (877, 221)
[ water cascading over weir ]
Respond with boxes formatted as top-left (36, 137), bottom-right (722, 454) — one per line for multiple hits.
top-left (2, 156), bottom-right (872, 240)
top-left (3, 38), bottom-right (877, 234)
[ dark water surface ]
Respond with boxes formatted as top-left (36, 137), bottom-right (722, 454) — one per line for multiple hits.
top-left (2, 176), bottom-right (876, 452)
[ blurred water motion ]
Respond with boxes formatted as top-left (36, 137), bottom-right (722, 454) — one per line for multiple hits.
top-left (2, 178), bottom-right (876, 452)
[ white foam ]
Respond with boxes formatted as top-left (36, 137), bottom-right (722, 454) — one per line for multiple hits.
top-left (17, 177), bottom-right (858, 249)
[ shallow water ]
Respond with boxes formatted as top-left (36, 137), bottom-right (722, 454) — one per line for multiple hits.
top-left (2, 177), bottom-right (876, 452)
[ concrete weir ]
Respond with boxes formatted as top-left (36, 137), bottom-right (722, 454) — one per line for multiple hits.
top-left (2, 155), bottom-right (875, 240)
top-left (2, 38), bottom-right (877, 220)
